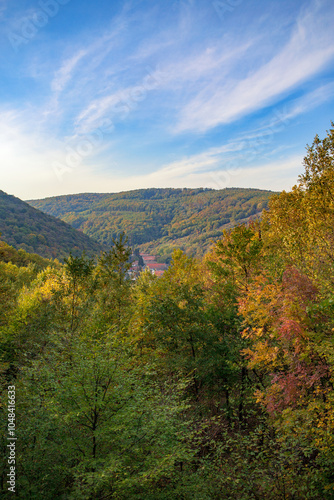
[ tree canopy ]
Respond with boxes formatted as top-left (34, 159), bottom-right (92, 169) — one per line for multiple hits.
top-left (1, 126), bottom-right (334, 498)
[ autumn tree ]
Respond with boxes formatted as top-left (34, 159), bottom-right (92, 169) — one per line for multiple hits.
top-left (266, 123), bottom-right (334, 292)
top-left (238, 125), bottom-right (334, 497)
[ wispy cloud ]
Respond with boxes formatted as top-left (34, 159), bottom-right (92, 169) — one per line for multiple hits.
top-left (51, 50), bottom-right (88, 93)
top-left (1, 0), bottom-right (334, 200)
top-left (175, 1), bottom-right (334, 132)
top-left (228, 82), bottom-right (334, 144)
top-left (73, 40), bottom-right (253, 134)
top-left (14, 0), bottom-right (334, 141)
top-left (0, 105), bottom-right (298, 200)
top-left (277, 83), bottom-right (334, 122)
top-left (80, 154), bottom-right (302, 194)
top-left (105, 154), bottom-right (302, 193)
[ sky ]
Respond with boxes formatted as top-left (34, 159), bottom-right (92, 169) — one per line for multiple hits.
top-left (0, 0), bottom-right (334, 200)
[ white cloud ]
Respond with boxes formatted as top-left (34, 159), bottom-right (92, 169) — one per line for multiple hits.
top-left (175, 1), bottom-right (334, 132)
top-left (207, 156), bottom-right (302, 192)
top-left (74, 89), bottom-right (129, 134)
top-left (109, 149), bottom-right (301, 193)
top-left (0, 110), bottom-right (299, 200)
top-left (19, 0), bottom-right (334, 143)
top-left (277, 82), bottom-right (334, 122)
top-left (51, 50), bottom-right (88, 93)
top-left (225, 82), bottom-right (334, 145)
top-left (1, 0), bottom-right (333, 201)
top-left (72, 154), bottom-right (301, 195)
top-left (73, 40), bottom-right (253, 134)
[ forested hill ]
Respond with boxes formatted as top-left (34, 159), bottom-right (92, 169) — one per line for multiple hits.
top-left (0, 190), bottom-right (104, 260)
top-left (27, 187), bottom-right (275, 260)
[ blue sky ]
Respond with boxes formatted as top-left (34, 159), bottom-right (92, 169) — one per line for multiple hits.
top-left (1, 0), bottom-right (334, 199)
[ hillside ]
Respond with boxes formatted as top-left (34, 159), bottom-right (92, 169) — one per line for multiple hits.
top-left (0, 240), bottom-right (60, 270)
top-left (0, 190), bottom-right (104, 260)
top-left (27, 187), bottom-right (275, 260)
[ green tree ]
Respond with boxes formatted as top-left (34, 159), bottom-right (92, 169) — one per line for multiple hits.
top-left (63, 253), bottom-right (95, 334)
top-left (96, 232), bottom-right (132, 330)
top-left (14, 335), bottom-right (193, 499)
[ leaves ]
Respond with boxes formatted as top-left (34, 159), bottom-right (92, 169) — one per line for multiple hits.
top-left (3, 126), bottom-right (334, 498)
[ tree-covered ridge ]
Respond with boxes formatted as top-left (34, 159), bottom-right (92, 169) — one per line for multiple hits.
top-left (27, 187), bottom-right (274, 260)
top-left (0, 190), bottom-right (104, 261)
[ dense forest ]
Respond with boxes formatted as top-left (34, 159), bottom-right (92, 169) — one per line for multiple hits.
top-left (27, 187), bottom-right (274, 261)
top-left (1, 126), bottom-right (334, 499)
top-left (0, 191), bottom-right (104, 260)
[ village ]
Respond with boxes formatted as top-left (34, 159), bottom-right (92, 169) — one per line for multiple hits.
top-left (129, 253), bottom-right (168, 279)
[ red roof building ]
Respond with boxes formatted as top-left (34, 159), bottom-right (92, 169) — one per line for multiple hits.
top-left (145, 262), bottom-right (167, 270)
top-left (141, 254), bottom-right (156, 262)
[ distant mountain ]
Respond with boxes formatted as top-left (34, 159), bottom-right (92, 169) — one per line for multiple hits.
top-left (0, 190), bottom-right (104, 260)
top-left (27, 187), bottom-right (275, 261)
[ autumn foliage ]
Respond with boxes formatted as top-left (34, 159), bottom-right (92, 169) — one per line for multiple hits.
top-left (1, 125), bottom-right (334, 498)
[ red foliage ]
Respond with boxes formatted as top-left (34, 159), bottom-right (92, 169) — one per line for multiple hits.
top-left (282, 267), bottom-right (318, 307)
top-left (242, 266), bottom-right (331, 415)
top-left (266, 360), bottom-right (330, 415)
